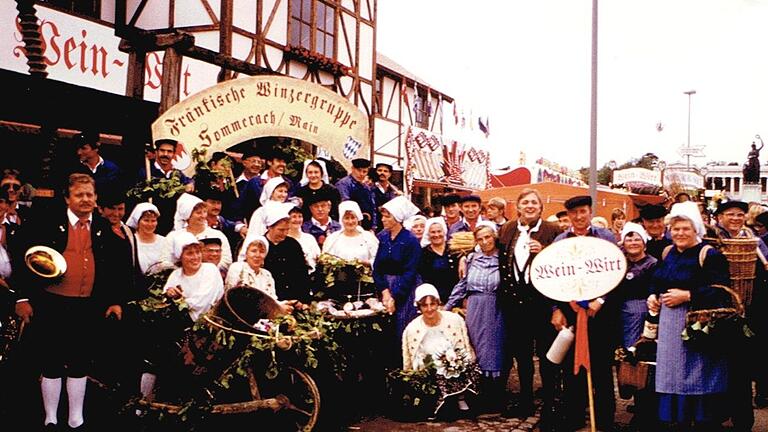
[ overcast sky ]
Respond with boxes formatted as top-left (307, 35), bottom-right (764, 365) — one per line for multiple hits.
top-left (377, 0), bottom-right (768, 170)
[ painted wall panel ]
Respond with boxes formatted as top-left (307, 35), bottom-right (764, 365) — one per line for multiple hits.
top-left (173, 1), bottom-right (214, 27)
top-left (233, 0), bottom-right (258, 30)
top-left (358, 23), bottom-right (373, 80)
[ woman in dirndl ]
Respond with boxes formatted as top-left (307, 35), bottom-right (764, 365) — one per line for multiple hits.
top-left (374, 196), bottom-right (422, 348)
top-left (444, 222), bottom-right (507, 412)
top-left (616, 222), bottom-right (658, 429)
top-left (647, 202), bottom-right (731, 430)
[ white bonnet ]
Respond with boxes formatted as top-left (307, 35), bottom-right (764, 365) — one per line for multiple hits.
top-left (299, 159), bottom-right (330, 186)
top-left (668, 201), bottom-right (706, 239)
top-left (620, 221), bottom-right (650, 243)
top-left (126, 202), bottom-right (159, 230)
top-left (260, 177), bottom-right (289, 206)
top-left (413, 283), bottom-right (441, 306)
top-left (243, 235), bottom-right (270, 255)
top-left (404, 215), bottom-right (427, 231)
top-left (173, 193), bottom-right (203, 230)
top-left (338, 200), bottom-right (363, 221)
top-left (381, 196), bottom-right (419, 223)
top-left (172, 231), bottom-right (200, 262)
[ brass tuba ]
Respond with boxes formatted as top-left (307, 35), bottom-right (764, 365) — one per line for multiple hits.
top-left (24, 246), bottom-right (67, 279)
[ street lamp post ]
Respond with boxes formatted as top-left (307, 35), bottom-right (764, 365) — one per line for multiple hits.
top-left (684, 90), bottom-right (697, 169)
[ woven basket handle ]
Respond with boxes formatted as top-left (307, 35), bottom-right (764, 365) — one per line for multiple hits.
top-left (710, 284), bottom-right (744, 316)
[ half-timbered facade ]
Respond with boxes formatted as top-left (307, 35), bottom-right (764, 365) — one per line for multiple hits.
top-left (3, 0), bottom-right (489, 203)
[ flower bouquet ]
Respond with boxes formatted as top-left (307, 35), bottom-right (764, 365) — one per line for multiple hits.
top-left (386, 346), bottom-right (479, 420)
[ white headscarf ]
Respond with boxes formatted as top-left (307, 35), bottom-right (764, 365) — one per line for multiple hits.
top-left (669, 201), bottom-right (706, 239)
top-left (299, 159), bottom-right (330, 186)
top-left (172, 231), bottom-right (200, 262)
top-left (404, 215), bottom-right (427, 231)
top-left (620, 221), bottom-right (650, 243)
top-left (475, 220), bottom-right (498, 233)
top-left (243, 235), bottom-right (270, 255)
top-left (338, 200), bottom-right (363, 221)
top-left (126, 202), bottom-right (160, 230)
top-left (381, 196), bottom-right (419, 223)
top-left (259, 177), bottom-right (289, 206)
top-left (174, 193), bottom-right (203, 230)
top-left (263, 202), bottom-right (293, 228)
top-left (421, 217), bottom-right (447, 247)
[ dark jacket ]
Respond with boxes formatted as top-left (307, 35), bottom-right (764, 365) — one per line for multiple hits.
top-left (498, 219), bottom-right (562, 307)
top-left (11, 212), bottom-right (133, 309)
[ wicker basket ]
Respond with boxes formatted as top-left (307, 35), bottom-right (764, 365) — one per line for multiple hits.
top-left (617, 361), bottom-right (653, 395)
top-left (685, 284), bottom-right (744, 326)
top-left (719, 238), bottom-right (758, 306)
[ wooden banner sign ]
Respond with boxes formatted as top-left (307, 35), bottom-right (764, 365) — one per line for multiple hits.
top-left (152, 75), bottom-right (370, 175)
top-left (530, 237), bottom-right (626, 302)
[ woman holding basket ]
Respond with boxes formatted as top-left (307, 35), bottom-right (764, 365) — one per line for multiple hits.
top-left (647, 202), bottom-right (731, 431)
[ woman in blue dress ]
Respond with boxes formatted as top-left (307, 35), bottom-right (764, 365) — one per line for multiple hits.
top-left (444, 222), bottom-right (506, 412)
top-left (417, 217), bottom-right (459, 302)
top-left (374, 196), bottom-right (422, 347)
top-left (647, 203), bottom-right (731, 430)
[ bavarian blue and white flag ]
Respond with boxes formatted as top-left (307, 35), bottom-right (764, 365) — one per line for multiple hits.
top-left (343, 136), bottom-right (362, 159)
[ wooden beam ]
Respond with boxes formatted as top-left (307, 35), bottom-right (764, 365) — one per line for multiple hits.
top-left (184, 44), bottom-right (272, 76)
top-left (218, 0), bottom-right (233, 82)
top-left (159, 47), bottom-right (182, 114)
top-left (124, 50), bottom-right (146, 98)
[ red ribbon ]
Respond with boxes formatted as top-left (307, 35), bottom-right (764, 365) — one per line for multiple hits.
top-left (570, 301), bottom-right (591, 375)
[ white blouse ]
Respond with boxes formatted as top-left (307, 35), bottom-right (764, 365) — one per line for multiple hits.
top-left (224, 262), bottom-right (276, 299)
top-left (136, 234), bottom-right (169, 274)
top-left (322, 229), bottom-right (379, 263)
top-left (293, 232), bottom-right (321, 273)
top-left (163, 263), bottom-right (224, 321)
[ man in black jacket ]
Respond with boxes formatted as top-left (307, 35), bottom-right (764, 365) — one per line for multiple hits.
top-left (13, 173), bottom-right (132, 430)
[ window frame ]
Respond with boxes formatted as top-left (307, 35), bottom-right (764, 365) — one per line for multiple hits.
top-left (289, 0), bottom-right (337, 59)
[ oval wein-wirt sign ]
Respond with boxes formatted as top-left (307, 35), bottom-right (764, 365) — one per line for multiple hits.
top-left (530, 237), bottom-right (626, 302)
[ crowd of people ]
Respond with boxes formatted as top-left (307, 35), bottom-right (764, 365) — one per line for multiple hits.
top-left (0, 135), bottom-right (766, 432)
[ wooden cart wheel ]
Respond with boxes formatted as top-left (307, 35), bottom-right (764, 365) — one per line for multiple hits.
top-left (253, 366), bottom-right (320, 432)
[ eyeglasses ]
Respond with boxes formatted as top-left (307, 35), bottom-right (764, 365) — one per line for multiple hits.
top-left (1, 183), bottom-right (21, 191)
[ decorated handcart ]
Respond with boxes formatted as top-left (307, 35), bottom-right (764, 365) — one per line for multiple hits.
top-left (130, 283), bottom-right (332, 432)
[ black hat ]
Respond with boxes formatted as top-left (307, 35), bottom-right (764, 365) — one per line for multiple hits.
top-left (266, 147), bottom-right (289, 161)
top-left (715, 200), bottom-right (749, 216)
top-left (441, 194), bottom-right (461, 206)
top-left (199, 237), bottom-right (222, 246)
top-left (97, 189), bottom-right (127, 207)
top-left (375, 162), bottom-right (393, 171)
top-left (73, 131), bottom-right (99, 148)
top-left (460, 195), bottom-right (482, 204)
top-left (198, 187), bottom-right (227, 202)
top-left (564, 195), bottom-right (592, 210)
top-left (755, 211), bottom-right (768, 227)
top-left (288, 205), bottom-right (303, 215)
top-left (640, 204), bottom-right (668, 220)
top-left (555, 210), bottom-right (568, 219)
top-left (241, 146), bottom-right (263, 160)
top-left (305, 189), bottom-right (333, 207)
top-left (154, 138), bottom-right (178, 149)
top-left (351, 158), bottom-right (371, 169)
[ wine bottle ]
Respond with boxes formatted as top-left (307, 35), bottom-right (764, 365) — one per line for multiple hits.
top-left (641, 310), bottom-right (659, 340)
